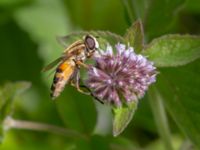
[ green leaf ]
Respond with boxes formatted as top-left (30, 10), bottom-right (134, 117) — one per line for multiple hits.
top-left (112, 101), bottom-right (138, 137)
top-left (144, 0), bottom-right (186, 40)
top-left (143, 34), bottom-right (200, 67)
top-left (155, 60), bottom-right (200, 148)
top-left (0, 81), bottom-right (31, 142)
top-left (57, 31), bottom-right (124, 49)
top-left (124, 20), bottom-right (144, 53)
top-left (56, 86), bottom-right (97, 134)
top-left (121, 0), bottom-right (185, 40)
top-left (0, 82), bottom-right (31, 118)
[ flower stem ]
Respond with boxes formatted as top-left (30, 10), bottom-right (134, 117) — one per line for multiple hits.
top-left (148, 86), bottom-right (174, 150)
top-left (4, 117), bottom-right (88, 140)
top-left (121, 0), bottom-right (135, 23)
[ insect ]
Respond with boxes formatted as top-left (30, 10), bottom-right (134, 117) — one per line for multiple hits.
top-left (42, 34), bottom-right (99, 99)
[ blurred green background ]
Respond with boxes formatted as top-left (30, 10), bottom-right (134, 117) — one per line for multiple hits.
top-left (0, 0), bottom-right (200, 150)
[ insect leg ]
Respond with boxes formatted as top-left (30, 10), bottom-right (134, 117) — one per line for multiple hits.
top-left (70, 69), bottom-right (78, 88)
top-left (70, 68), bottom-right (91, 95)
top-left (71, 59), bottom-right (104, 104)
top-left (79, 85), bottom-right (104, 104)
top-left (75, 60), bottom-right (89, 69)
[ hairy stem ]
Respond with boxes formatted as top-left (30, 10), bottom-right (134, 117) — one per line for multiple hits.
top-left (148, 86), bottom-right (174, 150)
top-left (4, 117), bottom-right (88, 139)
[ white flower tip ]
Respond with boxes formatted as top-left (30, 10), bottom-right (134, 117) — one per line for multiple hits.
top-left (124, 50), bottom-right (130, 57)
top-left (92, 67), bottom-right (100, 77)
top-left (116, 43), bottom-right (126, 54)
top-left (106, 44), bottom-right (113, 56)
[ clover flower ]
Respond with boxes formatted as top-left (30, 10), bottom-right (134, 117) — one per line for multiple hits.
top-left (85, 44), bottom-right (157, 107)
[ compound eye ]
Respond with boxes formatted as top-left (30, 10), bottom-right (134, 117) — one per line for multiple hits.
top-left (85, 35), bottom-right (95, 50)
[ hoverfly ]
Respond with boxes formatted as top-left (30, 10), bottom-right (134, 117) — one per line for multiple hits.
top-left (42, 35), bottom-right (99, 99)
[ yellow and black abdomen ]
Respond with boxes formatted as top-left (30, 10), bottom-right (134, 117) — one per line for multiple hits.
top-left (51, 59), bottom-right (76, 99)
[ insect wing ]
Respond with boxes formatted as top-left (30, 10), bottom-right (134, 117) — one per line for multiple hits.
top-left (56, 31), bottom-right (89, 48)
top-left (42, 57), bottom-right (63, 72)
top-left (62, 40), bottom-right (84, 54)
top-left (42, 40), bottom-right (84, 73)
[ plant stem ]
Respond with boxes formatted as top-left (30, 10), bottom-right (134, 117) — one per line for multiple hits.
top-left (121, 0), bottom-right (135, 23)
top-left (148, 86), bottom-right (174, 150)
top-left (4, 117), bottom-right (88, 140)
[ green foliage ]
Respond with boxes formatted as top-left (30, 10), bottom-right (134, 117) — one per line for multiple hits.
top-left (112, 101), bottom-right (138, 137)
top-left (122, 0), bottom-right (187, 40)
top-left (143, 35), bottom-right (200, 67)
top-left (143, 0), bottom-right (186, 40)
top-left (56, 87), bottom-right (97, 134)
top-left (0, 82), bottom-right (31, 142)
top-left (148, 86), bottom-right (174, 150)
top-left (124, 20), bottom-right (144, 52)
top-left (156, 61), bottom-right (200, 148)
top-left (63, 0), bottom-right (127, 34)
top-left (0, 0), bottom-right (200, 149)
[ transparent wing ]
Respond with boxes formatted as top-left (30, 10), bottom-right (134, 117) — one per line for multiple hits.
top-left (56, 31), bottom-right (124, 48)
top-left (62, 40), bottom-right (84, 53)
top-left (56, 31), bottom-right (89, 48)
top-left (42, 57), bottom-right (63, 72)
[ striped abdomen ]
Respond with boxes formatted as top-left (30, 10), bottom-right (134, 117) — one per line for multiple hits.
top-left (51, 59), bottom-right (75, 99)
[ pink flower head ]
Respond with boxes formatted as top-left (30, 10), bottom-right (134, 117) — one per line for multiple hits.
top-left (86, 44), bottom-right (157, 107)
